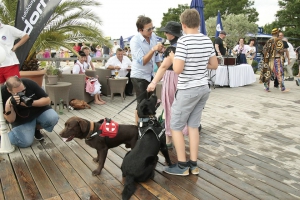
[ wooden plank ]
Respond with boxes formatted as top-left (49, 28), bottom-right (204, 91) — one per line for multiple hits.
top-left (45, 196), bottom-right (62, 200)
top-left (60, 191), bottom-right (80, 200)
top-left (167, 149), bottom-right (239, 200)
top-left (40, 137), bottom-right (88, 190)
top-left (238, 154), bottom-right (300, 189)
top-left (31, 139), bottom-right (73, 194)
top-left (19, 146), bottom-right (59, 199)
top-left (75, 187), bottom-right (101, 200)
top-left (113, 146), bottom-right (219, 200)
top-left (9, 147), bottom-right (43, 200)
top-left (0, 154), bottom-right (23, 199)
top-left (106, 150), bottom-right (178, 200)
top-left (73, 137), bottom-right (148, 200)
top-left (45, 127), bottom-right (119, 200)
top-left (0, 179), bottom-right (4, 200)
top-left (196, 150), bottom-right (295, 199)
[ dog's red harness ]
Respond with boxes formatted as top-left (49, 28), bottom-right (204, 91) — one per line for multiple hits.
top-left (99, 118), bottom-right (119, 138)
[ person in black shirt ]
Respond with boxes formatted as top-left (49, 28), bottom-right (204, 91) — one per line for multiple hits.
top-left (1, 76), bottom-right (59, 147)
top-left (214, 30), bottom-right (227, 56)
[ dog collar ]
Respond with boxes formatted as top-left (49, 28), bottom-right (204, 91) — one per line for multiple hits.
top-left (85, 121), bottom-right (95, 139)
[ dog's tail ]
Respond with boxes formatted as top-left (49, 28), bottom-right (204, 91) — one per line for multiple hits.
top-left (122, 175), bottom-right (136, 200)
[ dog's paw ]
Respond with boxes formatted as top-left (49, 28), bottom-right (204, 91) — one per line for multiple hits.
top-left (93, 158), bottom-right (99, 163)
top-left (92, 169), bottom-right (101, 176)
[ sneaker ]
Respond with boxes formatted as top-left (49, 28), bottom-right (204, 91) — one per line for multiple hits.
top-left (34, 129), bottom-right (44, 140)
top-left (164, 163), bottom-right (189, 176)
top-left (296, 79), bottom-right (299, 86)
top-left (188, 161), bottom-right (200, 175)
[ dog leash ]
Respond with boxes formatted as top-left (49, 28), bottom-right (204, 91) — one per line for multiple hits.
top-left (111, 90), bottom-right (148, 118)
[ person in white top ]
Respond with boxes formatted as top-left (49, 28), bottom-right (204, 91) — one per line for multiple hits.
top-left (73, 51), bottom-right (106, 105)
top-left (111, 40), bottom-right (120, 56)
top-left (233, 38), bottom-right (249, 64)
top-left (283, 38), bottom-right (296, 81)
top-left (0, 22), bottom-right (29, 85)
top-left (82, 46), bottom-right (95, 70)
top-left (246, 39), bottom-right (256, 65)
top-left (105, 48), bottom-right (133, 95)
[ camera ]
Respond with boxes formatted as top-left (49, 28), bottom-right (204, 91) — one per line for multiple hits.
top-left (17, 92), bottom-right (33, 107)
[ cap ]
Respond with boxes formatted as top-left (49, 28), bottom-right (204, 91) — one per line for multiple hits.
top-left (114, 40), bottom-right (117, 43)
top-left (271, 28), bottom-right (279, 35)
top-left (159, 21), bottom-right (182, 37)
top-left (219, 30), bottom-right (226, 35)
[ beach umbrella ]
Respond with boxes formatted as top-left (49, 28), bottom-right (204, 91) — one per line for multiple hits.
top-left (190, 0), bottom-right (207, 35)
top-left (215, 10), bottom-right (223, 38)
top-left (120, 36), bottom-right (124, 49)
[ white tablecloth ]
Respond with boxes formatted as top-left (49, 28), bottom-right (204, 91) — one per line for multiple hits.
top-left (209, 64), bottom-right (256, 87)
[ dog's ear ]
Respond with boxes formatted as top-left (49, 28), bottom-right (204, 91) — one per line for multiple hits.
top-left (78, 118), bottom-right (89, 133)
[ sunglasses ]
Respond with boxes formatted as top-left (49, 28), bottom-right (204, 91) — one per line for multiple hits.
top-left (144, 26), bottom-right (155, 32)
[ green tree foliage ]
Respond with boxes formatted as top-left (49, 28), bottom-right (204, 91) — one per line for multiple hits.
top-left (203, 0), bottom-right (258, 23)
top-left (206, 14), bottom-right (257, 49)
top-left (0, 0), bottom-right (109, 61)
top-left (156, 4), bottom-right (189, 38)
top-left (263, 21), bottom-right (279, 35)
top-left (276, 0), bottom-right (300, 39)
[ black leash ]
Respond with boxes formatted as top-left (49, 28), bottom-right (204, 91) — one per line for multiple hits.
top-left (111, 90), bottom-right (148, 118)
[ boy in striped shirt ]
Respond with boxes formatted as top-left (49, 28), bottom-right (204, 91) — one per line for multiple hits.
top-left (164, 9), bottom-right (218, 176)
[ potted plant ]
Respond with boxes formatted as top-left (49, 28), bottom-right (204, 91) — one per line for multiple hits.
top-left (19, 57), bottom-right (46, 87)
top-left (251, 60), bottom-right (258, 74)
top-left (46, 64), bottom-right (62, 85)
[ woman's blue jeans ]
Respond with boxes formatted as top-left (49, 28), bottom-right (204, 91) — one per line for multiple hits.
top-left (8, 109), bottom-right (59, 148)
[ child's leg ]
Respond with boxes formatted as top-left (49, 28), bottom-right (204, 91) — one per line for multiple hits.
top-left (94, 94), bottom-right (105, 105)
top-left (171, 130), bottom-right (186, 162)
top-left (97, 93), bottom-right (106, 103)
top-left (188, 127), bottom-right (199, 161)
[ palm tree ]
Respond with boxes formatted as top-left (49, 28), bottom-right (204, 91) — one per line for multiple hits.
top-left (0, 0), bottom-right (109, 69)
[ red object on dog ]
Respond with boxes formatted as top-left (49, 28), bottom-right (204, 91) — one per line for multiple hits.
top-left (99, 119), bottom-right (119, 138)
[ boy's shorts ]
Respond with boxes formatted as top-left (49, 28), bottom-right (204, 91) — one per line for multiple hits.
top-left (170, 85), bottom-right (210, 131)
top-left (0, 64), bottom-right (20, 84)
top-left (131, 78), bottom-right (154, 108)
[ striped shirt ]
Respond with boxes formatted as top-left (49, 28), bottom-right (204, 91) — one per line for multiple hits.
top-left (175, 33), bottom-right (215, 89)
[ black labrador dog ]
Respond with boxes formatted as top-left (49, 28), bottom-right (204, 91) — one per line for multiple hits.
top-left (60, 116), bottom-right (138, 176)
top-left (121, 94), bottom-right (172, 200)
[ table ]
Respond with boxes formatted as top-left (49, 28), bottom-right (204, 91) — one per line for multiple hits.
top-left (209, 64), bottom-right (256, 87)
top-left (108, 77), bottom-right (128, 102)
top-left (45, 82), bottom-right (72, 111)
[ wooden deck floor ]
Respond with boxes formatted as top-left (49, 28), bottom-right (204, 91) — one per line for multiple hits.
top-left (1, 76), bottom-right (300, 200)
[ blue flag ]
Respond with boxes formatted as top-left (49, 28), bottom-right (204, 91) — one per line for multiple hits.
top-left (215, 11), bottom-right (223, 38)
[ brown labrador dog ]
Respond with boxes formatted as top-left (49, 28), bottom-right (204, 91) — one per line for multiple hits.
top-left (60, 116), bottom-right (138, 175)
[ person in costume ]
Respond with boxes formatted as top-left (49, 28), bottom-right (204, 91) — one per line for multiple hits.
top-left (259, 28), bottom-right (289, 92)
